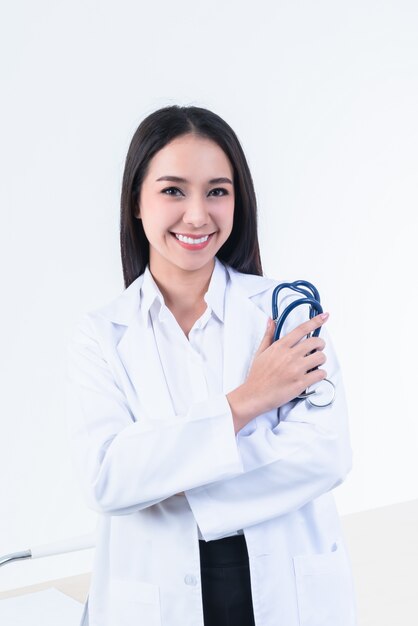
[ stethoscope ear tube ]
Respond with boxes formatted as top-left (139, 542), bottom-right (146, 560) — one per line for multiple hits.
top-left (273, 296), bottom-right (323, 342)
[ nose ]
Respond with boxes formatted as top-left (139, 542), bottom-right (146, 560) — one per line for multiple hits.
top-left (182, 197), bottom-right (210, 228)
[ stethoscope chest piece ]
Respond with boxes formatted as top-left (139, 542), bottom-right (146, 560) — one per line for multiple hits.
top-left (298, 378), bottom-right (336, 407)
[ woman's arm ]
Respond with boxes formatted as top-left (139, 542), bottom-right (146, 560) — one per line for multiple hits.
top-left (66, 314), bottom-right (244, 516)
top-left (184, 324), bottom-right (354, 541)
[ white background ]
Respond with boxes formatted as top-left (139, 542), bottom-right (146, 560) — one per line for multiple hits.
top-left (1, 0), bottom-right (417, 590)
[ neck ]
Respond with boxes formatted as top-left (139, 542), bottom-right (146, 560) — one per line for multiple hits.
top-left (149, 257), bottom-right (216, 312)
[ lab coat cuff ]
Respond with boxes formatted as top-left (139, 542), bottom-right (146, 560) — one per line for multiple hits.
top-left (194, 392), bottom-right (245, 478)
top-left (185, 393), bottom-right (244, 538)
top-left (185, 392), bottom-right (243, 481)
top-left (185, 485), bottom-right (227, 541)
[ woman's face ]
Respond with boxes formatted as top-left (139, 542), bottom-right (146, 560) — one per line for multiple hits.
top-left (136, 133), bottom-right (235, 275)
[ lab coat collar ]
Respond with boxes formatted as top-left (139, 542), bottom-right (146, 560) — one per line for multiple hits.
top-left (97, 257), bottom-right (274, 327)
top-left (139, 256), bottom-right (227, 325)
top-left (91, 259), bottom-right (274, 417)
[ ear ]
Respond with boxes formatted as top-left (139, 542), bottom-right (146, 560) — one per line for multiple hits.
top-left (135, 204), bottom-right (141, 219)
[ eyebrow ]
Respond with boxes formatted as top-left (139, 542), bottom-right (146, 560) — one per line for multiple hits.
top-left (156, 175), bottom-right (233, 185)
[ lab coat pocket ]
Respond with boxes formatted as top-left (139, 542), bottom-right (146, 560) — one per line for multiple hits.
top-left (109, 578), bottom-right (162, 626)
top-left (293, 541), bottom-right (353, 626)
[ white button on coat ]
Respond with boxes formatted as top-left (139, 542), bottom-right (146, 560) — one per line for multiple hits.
top-left (66, 257), bottom-right (358, 626)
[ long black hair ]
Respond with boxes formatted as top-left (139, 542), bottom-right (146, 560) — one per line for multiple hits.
top-left (120, 105), bottom-right (263, 288)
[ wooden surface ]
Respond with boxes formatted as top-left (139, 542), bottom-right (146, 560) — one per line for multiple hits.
top-left (0, 572), bottom-right (90, 604)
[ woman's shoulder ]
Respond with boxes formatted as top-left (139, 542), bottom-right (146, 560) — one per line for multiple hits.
top-left (74, 274), bottom-right (145, 337)
top-left (224, 263), bottom-right (283, 297)
top-left (224, 263), bottom-right (294, 323)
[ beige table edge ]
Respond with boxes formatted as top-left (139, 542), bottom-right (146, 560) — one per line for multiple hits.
top-left (0, 572), bottom-right (91, 604)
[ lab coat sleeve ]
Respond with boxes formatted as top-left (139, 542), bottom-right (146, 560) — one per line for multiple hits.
top-left (185, 323), bottom-right (354, 541)
top-left (65, 314), bottom-right (244, 516)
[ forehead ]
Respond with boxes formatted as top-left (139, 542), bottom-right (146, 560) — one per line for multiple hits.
top-left (146, 135), bottom-right (233, 179)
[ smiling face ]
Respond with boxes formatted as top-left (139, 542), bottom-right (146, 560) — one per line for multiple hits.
top-left (135, 133), bottom-right (235, 279)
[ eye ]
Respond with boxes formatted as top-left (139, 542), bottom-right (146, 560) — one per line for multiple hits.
top-left (161, 187), bottom-right (183, 196)
top-left (209, 188), bottom-right (229, 197)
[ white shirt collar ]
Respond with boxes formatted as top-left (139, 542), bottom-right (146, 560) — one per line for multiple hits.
top-left (140, 256), bottom-right (228, 325)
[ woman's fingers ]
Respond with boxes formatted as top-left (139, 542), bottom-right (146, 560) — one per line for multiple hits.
top-left (256, 314), bottom-right (328, 358)
top-left (293, 335), bottom-right (326, 357)
top-left (304, 365), bottom-right (328, 388)
top-left (302, 348), bottom-right (327, 371)
top-left (281, 312), bottom-right (329, 349)
top-left (254, 317), bottom-right (276, 358)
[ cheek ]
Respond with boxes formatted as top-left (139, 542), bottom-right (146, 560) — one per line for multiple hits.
top-left (215, 199), bottom-right (234, 223)
top-left (139, 205), bottom-right (166, 230)
top-left (225, 203), bottom-right (235, 229)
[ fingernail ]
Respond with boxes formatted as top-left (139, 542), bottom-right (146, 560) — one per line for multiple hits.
top-left (320, 312), bottom-right (329, 320)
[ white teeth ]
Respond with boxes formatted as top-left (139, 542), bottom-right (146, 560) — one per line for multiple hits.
top-left (175, 234), bottom-right (210, 244)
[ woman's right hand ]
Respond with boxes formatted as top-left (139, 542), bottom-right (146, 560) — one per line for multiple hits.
top-left (226, 313), bottom-right (330, 433)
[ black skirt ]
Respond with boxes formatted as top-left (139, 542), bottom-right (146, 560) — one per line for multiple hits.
top-left (198, 534), bottom-right (256, 626)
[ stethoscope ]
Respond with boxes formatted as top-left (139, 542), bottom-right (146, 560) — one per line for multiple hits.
top-left (272, 280), bottom-right (336, 417)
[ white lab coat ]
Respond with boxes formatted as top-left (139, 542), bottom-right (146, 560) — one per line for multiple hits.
top-left (66, 261), bottom-right (358, 626)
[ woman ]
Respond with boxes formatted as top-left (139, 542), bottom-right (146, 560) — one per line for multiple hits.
top-left (66, 105), bottom-right (358, 626)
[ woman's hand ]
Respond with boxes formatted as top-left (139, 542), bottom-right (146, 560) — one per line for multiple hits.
top-left (227, 312), bottom-right (329, 433)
